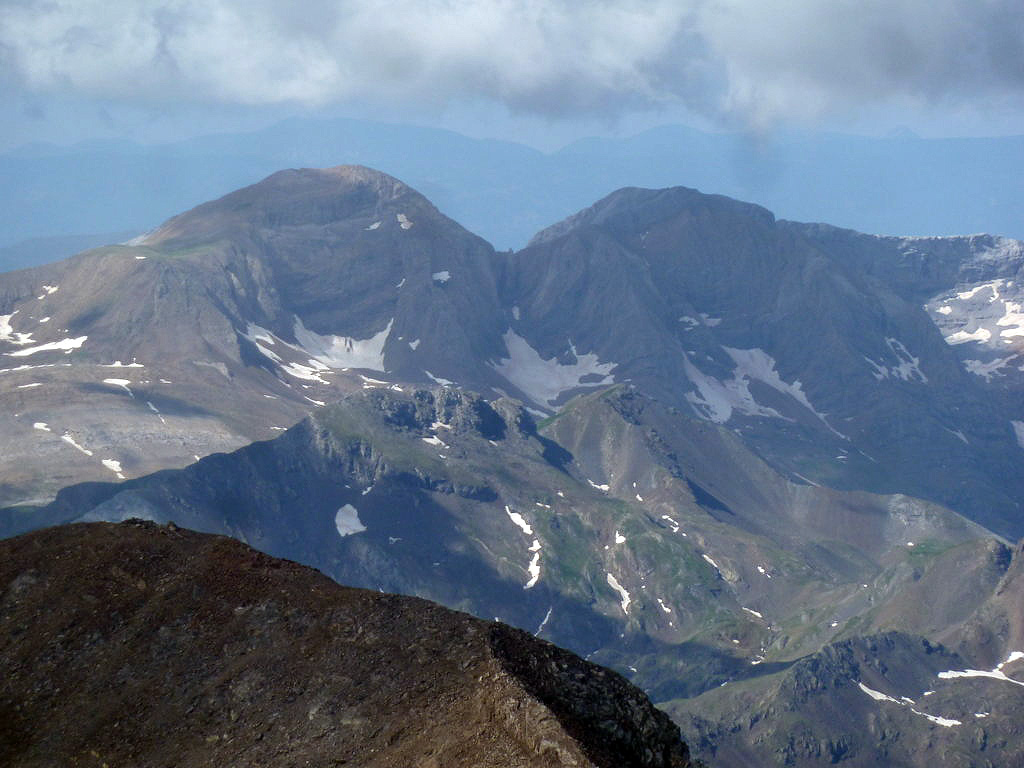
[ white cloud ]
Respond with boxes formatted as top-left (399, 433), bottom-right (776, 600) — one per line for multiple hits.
top-left (1, 0), bottom-right (1020, 126)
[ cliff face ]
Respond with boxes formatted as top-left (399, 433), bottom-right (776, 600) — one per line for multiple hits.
top-left (0, 520), bottom-right (692, 768)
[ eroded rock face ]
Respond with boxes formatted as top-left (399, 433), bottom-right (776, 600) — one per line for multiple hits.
top-left (0, 520), bottom-right (692, 768)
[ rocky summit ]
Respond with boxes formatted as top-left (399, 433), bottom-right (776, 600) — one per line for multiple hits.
top-left (0, 520), bottom-right (693, 768)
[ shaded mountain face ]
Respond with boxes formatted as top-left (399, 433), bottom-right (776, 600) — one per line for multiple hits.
top-left (508, 187), bottom-right (1024, 536)
top-left (0, 520), bottom-right (692, 768)
top-left (795, 223), bottom-right (1024, 430)
top-left (6, 385), bottom-right (1022, 766)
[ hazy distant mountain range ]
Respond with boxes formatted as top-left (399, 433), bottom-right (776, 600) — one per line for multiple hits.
top-left (2, 166), bottom-right (1023, 766)
top-left (2, 117), bottom-right (1022, 265)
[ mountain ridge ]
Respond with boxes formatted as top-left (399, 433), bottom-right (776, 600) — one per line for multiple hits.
top-left (0, 519), bottom-right (693, 767)
top-left (3, 165), bottom-right (1023, 533)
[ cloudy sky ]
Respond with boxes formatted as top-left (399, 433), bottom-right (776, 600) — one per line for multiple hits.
top-left (1, 0), bottom-right (1022, 149)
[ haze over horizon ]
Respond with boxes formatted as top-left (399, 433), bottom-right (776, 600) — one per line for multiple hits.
top-left (2, 0), bottom-right (1022, 152)
top-left (1, 1), bottom-right (1022, 263)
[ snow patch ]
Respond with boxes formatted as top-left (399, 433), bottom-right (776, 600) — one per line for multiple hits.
top-left (857, 672), bottom-right (970, 731)
top-left (614, 531), bottom-right (626, 544)
top-left (103, 378), bottom-right (134, 397)
top-left (930, 277), bottom-right (1024, 349)
top-left (525, 548), bottom-right (541, 589)
top-left (865, 338), bottom-right (928, 383)
top-left (726, 347), bottom-right (844, 429)
top-left (997, 299), bottom-right (1024, 339)
top-left (431, 270), bottom-right (451, 283)
top-left (490, 330), bottom-right (615, 406)
top-left (101, 360), bottom-right (144, 368)
top-left (504, 506), bottom-right (541, 588)
top-left (512, 306), bottom-right (521, 321)
top-left (334, 504), bottom-right (366, 537)
top-left (505, 506), bottom-right (534, 535)
top-left (0, 312), bottom-right (36, 345)
top-left (964, 355), bottom-right (1019, 381)
top-left (294, 317), bottom-right (392, 372)
top-left (408, 338), bottom-right (420, 350)
top-left (60, 432), bottom-right (93, 456)
top-left (396, 213), bottom-right (413, 229)
top-left (657, 598), bottom-right (672, 614)
top-left (702, 554), bottom-right (720, 570)
top-left (535, 606), bottom-right (553, 635)
top-left (366, 221), bottom-right (381, 230)
top-left (1003, 651), bottom-right (1024, 668)
top-left (147, 401), bottom-right (166, 424)
top-left (685, 347), bottom-right (843, 436)
top-left (101, 459), bottom-right (124, 479)
top-left (17, 382), bottom-right (41, 389)
top-left (33, 422), bottom-right (50, 432)
top-left (912, 710), bottom-right (961, 727)
top-left (858, 682), bottom-right (900, 703)
top-left (424, 370), bottom-right (454, 386)
top-left (281, 361), bottom-right (331, 384)
top-left (793, 472), bottom-right (821, 487)
top-left (6, 336), bottom-right (87, 357)
top-left (587, 479), bottom-right (610, 492)
top-left (957, 282), bottom-right (996, 301)
top-left (937, 651), bottom-right (1024, 687)
top-left (945, 328), bottom-right (992, 345)
top-left (606, 573), bottom-right (631, 614)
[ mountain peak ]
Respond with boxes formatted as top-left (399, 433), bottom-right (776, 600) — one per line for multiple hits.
top-left (138, 164), bottom-right (431, 248)
top-left (527, 185), bottom-right (775, 247)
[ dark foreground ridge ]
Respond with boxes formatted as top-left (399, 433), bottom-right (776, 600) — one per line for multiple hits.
top-left (0, 520), bottom-right (692, 768)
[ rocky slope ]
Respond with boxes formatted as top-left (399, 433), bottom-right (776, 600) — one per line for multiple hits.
top-left (5, 385), bottom-right (1020, 766)
top-left (0, 520), bottom-right (693, 768)
top-left (509, 187), bottom-right (1024, 536)
top-left (0, 166), bottom-right (509, 506)
top-left (669, 631), bottom-right (1024, 768)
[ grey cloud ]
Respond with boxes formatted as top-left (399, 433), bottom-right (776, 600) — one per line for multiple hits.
top-left (0, 0), bottom-right (1020, 126)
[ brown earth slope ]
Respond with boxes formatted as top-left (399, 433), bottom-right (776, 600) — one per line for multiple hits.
top-left (0, 520), bottom-right (692, 768)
